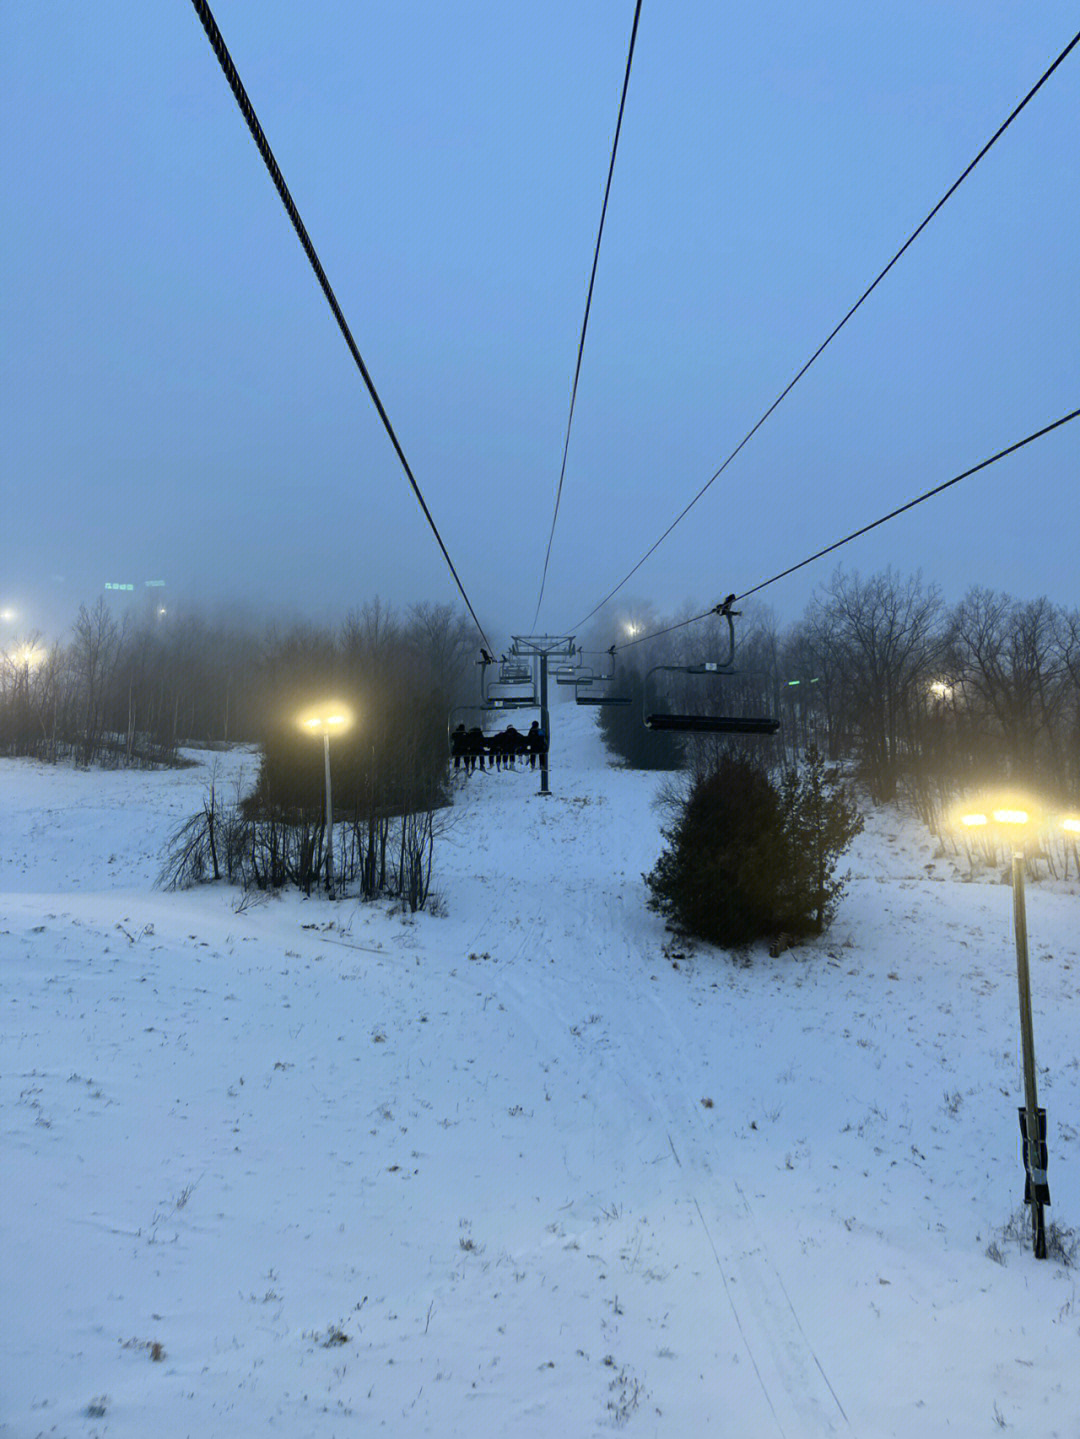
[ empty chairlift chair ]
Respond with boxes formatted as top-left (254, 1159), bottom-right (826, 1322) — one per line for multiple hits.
top-left (575, 686), bottom-right (630, 706)
top-left (574, 646), bottom-right (629, 705)
top-left (642, 609), bottom-right (779, 735)
top-left (556, 666), bottom-right (592, 687)
top-left (481, 655), bottom-right (539, 712)
top-left (498, 657), bottom-right (533, 685)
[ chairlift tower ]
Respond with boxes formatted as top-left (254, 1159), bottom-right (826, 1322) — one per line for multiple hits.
top-left (510, 634), bottom-right (576, 795)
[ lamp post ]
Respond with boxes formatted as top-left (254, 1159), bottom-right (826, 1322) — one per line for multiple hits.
top-left (960, 806), bottom-right (1050, 1257)
top-left (301, 709), bottom-right (350, 899)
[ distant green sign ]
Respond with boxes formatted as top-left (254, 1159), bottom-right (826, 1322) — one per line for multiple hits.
top-left (105, 583), bottom-right (134, 591)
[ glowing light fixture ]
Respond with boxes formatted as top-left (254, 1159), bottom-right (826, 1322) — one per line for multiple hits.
top-left (299, 706), bottom-right (353, 898)
top-left (302, 712), bottom-right (349, 731)
top-left (956, 795), bottom-right (1050, 1257)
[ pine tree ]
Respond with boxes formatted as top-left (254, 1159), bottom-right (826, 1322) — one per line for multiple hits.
top-left (646, 750), bottom-right (862, 948)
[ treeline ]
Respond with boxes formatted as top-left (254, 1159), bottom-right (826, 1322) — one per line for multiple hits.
top-left (0, 596), bottom-right (477, 771)
top-left (596, 569), bottom-right (1080, 828)
top-left (0, 598), bottom-right (260, 765)
top-left (1, 594), bottom-right (481, 907)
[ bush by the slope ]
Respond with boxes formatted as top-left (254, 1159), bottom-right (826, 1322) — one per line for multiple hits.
top-left (645, 748), bottom-right (862, 948)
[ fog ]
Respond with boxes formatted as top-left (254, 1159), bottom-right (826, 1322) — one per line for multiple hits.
top-left (3, 2), bottom-right (1077, 647)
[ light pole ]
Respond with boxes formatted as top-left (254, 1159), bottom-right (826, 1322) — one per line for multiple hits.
top-left (960, 805), bottom-right (1051, 1257)
top-left (301, 709), bottom-right (351, 899)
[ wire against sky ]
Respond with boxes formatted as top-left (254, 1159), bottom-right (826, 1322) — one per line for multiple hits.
top-left (611, 407), bottom-right (1080, 653)
top-left (188, 0), bottom-right (493, 654)
top-left (571, 27), bottom-right (1080, 634)
top-left (532, 0), bottom-right (644, 630)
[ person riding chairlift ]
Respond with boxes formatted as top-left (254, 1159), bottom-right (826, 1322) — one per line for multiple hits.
top-left (451, 723), bottom-right (467, 771)
top-left (526, 720), bottom-right (547, 769)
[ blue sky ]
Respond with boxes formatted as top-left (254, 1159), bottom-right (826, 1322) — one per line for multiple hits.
top-left (2, 2), bottom-right (1077, 644)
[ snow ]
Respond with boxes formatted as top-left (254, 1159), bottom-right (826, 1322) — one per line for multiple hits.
top-left (2, 705), bottom-right (1078, 1438)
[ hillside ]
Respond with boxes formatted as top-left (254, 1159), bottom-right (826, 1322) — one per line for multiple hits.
top-left (2, 704), bottom-right (1078, 1438)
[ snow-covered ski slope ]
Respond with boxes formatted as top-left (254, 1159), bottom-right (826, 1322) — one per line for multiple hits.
top-left (3, 704), bottom-right (1078, 1438)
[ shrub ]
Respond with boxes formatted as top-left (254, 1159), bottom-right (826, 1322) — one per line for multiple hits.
top-left (646, 747), bottom-right (862, 948)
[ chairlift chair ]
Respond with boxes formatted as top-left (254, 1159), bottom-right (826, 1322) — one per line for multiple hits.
top-left (576, 687), bottom-right (630, 706)
top-left (480, 658), bottom-right (539, 711)
top-left (578, 646), bottom-right (617, 682)
top-left (498, 658), bottom-right (532, 685)
top-left (575, 662), bottom-right (629, 707)
top-left (485, 695), bottom-right (541, 710)
top-left (556, 666), bottom-right (593, 686)
top-left (447, 705), bottom-right (498, 757)
top-left (642, 607), bottom-right (779, 735)
top-left (570, 645), bottom-right (628, 704)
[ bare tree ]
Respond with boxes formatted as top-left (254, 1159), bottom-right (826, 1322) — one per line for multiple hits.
top-left (951, 589), bottom-right (1069, 792)
top-left (807, 569), bottom-right (945, 799)
top-left (70, 599), bottom-right (122, 765)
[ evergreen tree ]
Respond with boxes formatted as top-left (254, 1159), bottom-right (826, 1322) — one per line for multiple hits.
top-left (646, 749), bottom-right (862, 948)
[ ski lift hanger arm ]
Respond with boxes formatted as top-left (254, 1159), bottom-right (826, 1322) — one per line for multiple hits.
top-left (645, 603), bottom-right (737, 673)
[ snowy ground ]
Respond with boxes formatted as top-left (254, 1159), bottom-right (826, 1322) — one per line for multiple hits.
top-left (2, 706), bottom-right (1078, 1439)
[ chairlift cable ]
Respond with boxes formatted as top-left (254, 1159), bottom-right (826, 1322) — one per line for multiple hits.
top-left (571, 27), bottom-right (1080, 633)
top-left (188, 0), bottom-right (493, 655)
top-left (613, 407), bottom-right (1080, 652)
top-left (531, 0), bottom-right (644, 629)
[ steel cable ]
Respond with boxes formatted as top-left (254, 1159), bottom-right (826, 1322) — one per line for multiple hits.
top-left (532, 0), bottom-right (644, 628)
top-left (572, 28), bottom-right (1080, 632)
top-left (189, 0), bottom-right (493, 653)
top-left (612, 407), bottom-right (1079, 652)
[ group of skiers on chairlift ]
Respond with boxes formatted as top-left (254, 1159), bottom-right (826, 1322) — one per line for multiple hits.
top-left (451, 720), bottom-right (548, 774)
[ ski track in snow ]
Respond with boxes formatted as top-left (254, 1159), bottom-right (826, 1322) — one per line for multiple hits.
top-left (2, 708), bottom-right (1079, 1438)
